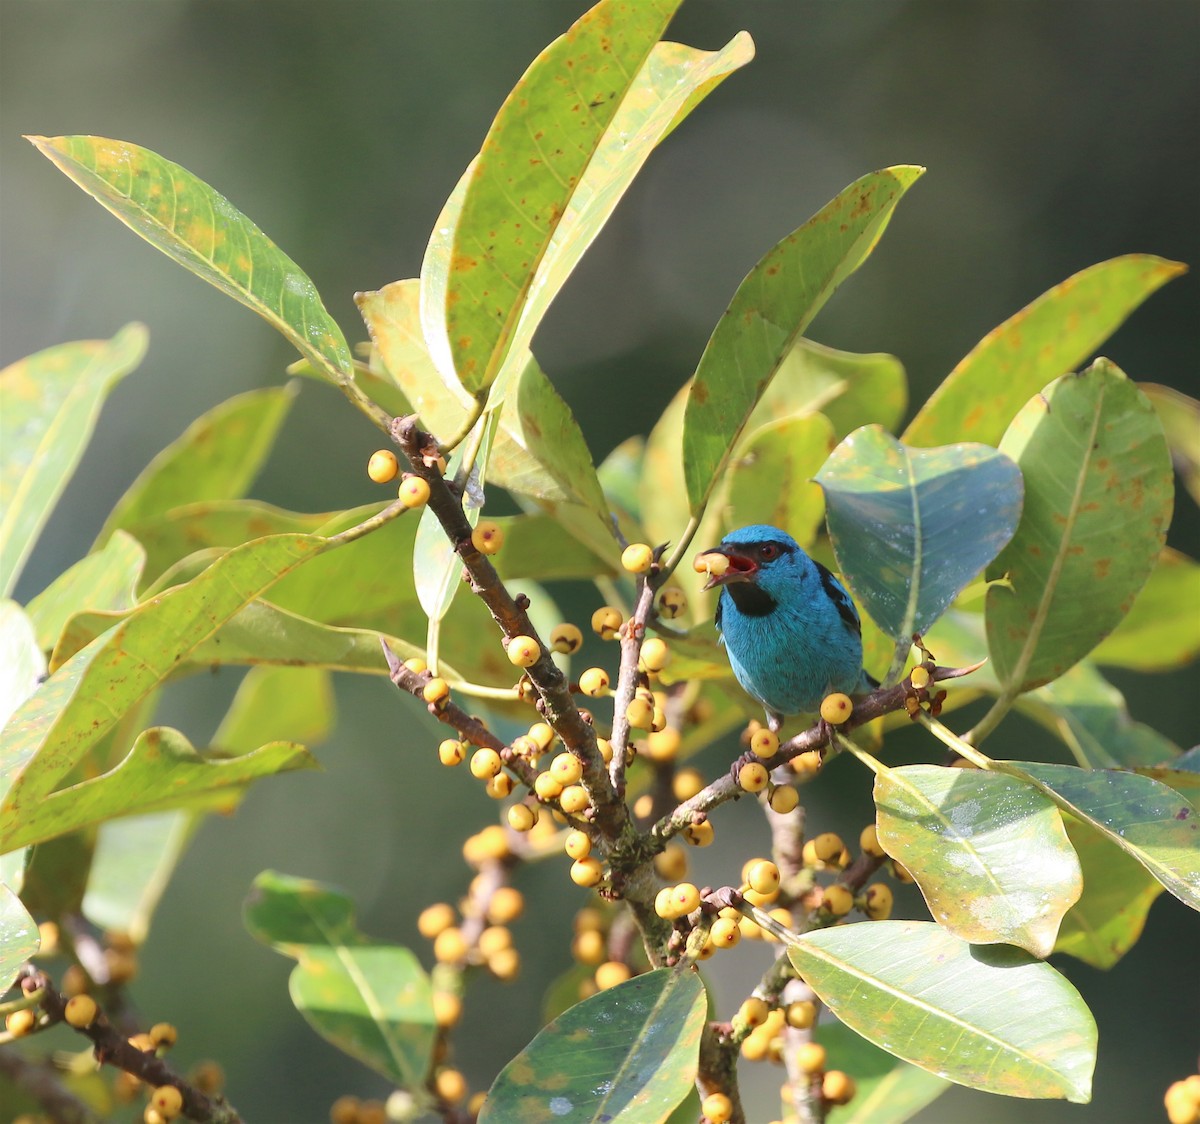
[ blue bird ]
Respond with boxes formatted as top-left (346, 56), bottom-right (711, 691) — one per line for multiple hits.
top-left (698, 524), bottom-right (874, 731)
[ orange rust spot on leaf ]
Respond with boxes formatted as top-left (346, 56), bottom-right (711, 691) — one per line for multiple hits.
top-left (451, 254), bottom-right (478, 271)
top-left (692, 382), bottom-right (709, 407)
top-left (1094, 558), bottom-right (1112, 579)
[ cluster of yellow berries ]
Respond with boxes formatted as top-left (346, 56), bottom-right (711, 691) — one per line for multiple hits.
top-left (567, 907), bottom-right (641, 998)
top-left (329, 1094), bottom-right (391, 1124)
top-left (417, 885), bottom-right (524, 984)
top-left (801, 828), bottom-right (898, 921)
top-left (1166, 1075), bottom-right (1200, 1124)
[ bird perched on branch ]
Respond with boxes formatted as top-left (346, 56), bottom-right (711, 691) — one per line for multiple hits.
top-left (696, 524), bottom-right (875, 731)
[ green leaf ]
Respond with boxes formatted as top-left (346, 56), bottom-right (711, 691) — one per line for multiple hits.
top-left (903, 255), bottom-right (1186, 448)
top-left (874, 764), bottom-right (1081, 957)
top-left (995, 761), bottom-right (1200, 912)
top-left (2, 726), bottom-right (313, 852)
top-left (95, 385), bottom-right (297, 552)
top-left (1142, 382), bottom-right (1200, 507)
top-left (119, 500), bottom-right (333, 590)
top-left (0, 883), bottom-right (40, 989)
top-left (598, 436), bottom-right (645, 526)
top-left (817, 1021), bottom-right (950, 1124)
top-left (491, 514), bottom-right (617, 581)
top-left (0, 533), bottom-right (327, 830)
top-left (1018, 662), bottom-right (1179, 768)
top-left (749, 338), bottom-right (909, 440)
top-left (28, 136), bottom-right (353, 384)
top-left (986, 360), bottom-right (1174, 693)
top-left (1053, 815), bottom-right (1162, 970)
top-left (83, 811), bottom-right (197, 944)
top-left (788, 921), bottom-right (1096, 1103)
top-left (481, 967), bottom-right (705, 1124)
top-left (1, 601), bottom-right (46, 731)
top-left (726, 413), bottom-right (836, 547)
top-left (24, 531), bottom-right (145, 653)
top-left (0, 324), bottom-right (147, 597)
top-left (215, 666), bottom-right (335, 753)
top-left (817, 426), bottom-right (1023, 643)
top-left (441, 0), bottom-right (692, 394)
top-left (245, 871), bottom-right (436, 1088)
top-left (682, 166), bottom-right (924, 517)
top-left (1091, 548), bottom-right (1200, 670)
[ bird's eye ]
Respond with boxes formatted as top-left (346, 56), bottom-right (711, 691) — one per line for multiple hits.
top-left (758, 543), bottom-right (778, 561)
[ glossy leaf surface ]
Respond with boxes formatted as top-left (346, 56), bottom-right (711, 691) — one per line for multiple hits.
top-left (0, 601), bottom-right (45, 733)
top-left (481, 967), bottom-right (705, 1123)
top-left (245, 871), bottom-right (435, 1087)
top-left (0, 324), bottom-right (147, 596)
top-left (987, 360), bottom-right (1173, 692)
top-left (874, 764), bottom-right (1081, 957)
top-left (818, 426), bottom-right (1022, 641)
top-left (1143, 382), bottom-right (1200, 506)
top-left (29, 136), bottom-right (354, 384)
top-left (0, 883), bottom-right (39, 989)
top-left (904, 255), bottom-right (1185, 447)
top-left (789, 921), bottom-right (1096, 1102)
top-left (683, 166), bottom-right (924, 516)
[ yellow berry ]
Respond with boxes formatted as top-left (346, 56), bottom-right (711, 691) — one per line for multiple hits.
top-left (433, 927), bottom-right (468, 964)
top-left (657, 587), bottom-right (687, 619)
top-left (702, 1092), bottom-right (733, 1123)
top-left (738, 761), bottom-right (770, 792)
top-left (709, 917), bottom-right (741, 950)
top-left (639, 638), bottom-right (670, 672)
top-left (578, 667), bottom-right (611, 698)
top-left (909, 664), bottom-right (931, 690)
top-left (564, 830), bottom-right (592, 860)
top-left (64, 994), bottom-right (98, 1029)
top-left (507, 804), bottom-right (538, 832)
top-left (486, 772), bottom-right (514, 799)
top-left (668, 882), bottom-right (701, 918)
top-left (737, 997), bottom-right (770, 1028)
top-left (487, 887), bottom-right (525, 925)
top-left (823, 884), bottom-right (855, 917)
top-left (560, 785), bottom-right (590, 814)
top-left (809, 832), bottom-right (845, 864)
top-left (891, 859), bottom-right (916, 884)
top-left (746, 860), bottom-right (781, 896)
top-left (749, 729), bottom-right (779, 759)
top-left (417, 903), bottom-right (456, 940)
top-left (469, 748), bottom-right (502, 780)
top-left (5, 1009), bottom-right (36, 1037)
top-left (860, 823), bottom-right (885, 857)
top-left (572, 929), bottom-right (606, 964)
top-left (796, 1041), bottom-right (826, 1075)
top-left (590, 606), bottom-right (623, 640)
top-left (330, 1095), bottom-right (360, 1124)
top-left (435, 1067), bottom-right (467, 1105)
top-left (150, 1086), bottom-right (183, 1119)
top-left (621, 543), bottom-right (655, 573)
top-left (471, 520), bottom-right (504, 555)
top-left (147, 1021), bottom-right (176, 1049)
top-left (526, 722), bottom-right (555, 751)
top-left (594, 961), bottom-right (631, 990)
top-left (403, 656), bottom-right (427, 675)
top-left (595, 737), bottom-right (614, 763)
top-left (683, 820), bottom-right (714, 847)
top-left (822, 1070), bottom-right (856, 1106)
top-left (438, 739), bottom-right (466, 766)
top-left (422, 677), bottom-right (449, 706)
top-left (549, 623), bottom-right (584, 654)
top-left (367, 449), bottom-right (399, 484)
top-left (625, 697), bottom-right (654, 729)
top-left (769, 785), bottom-right (799, 814)
top-left (645, 727), bottom-right (681, 762)
top-left (672, 768), bottom-right (704, 801)
top-left (550, 752), bottom-right (583, 785)
top-left (507, 635), bottom-right (541, 668)
top-left (570, 858), bottom-right (604, 887)
top-left (820, 692), bottom-right (853, 725)
top-left (791, 750), bottom-right (824, 780)
top-left (693, 551), bottom-right (729, 577)
top-left (654, 845), bottom-right (688, 881)
top-left (786, 1000), bottom-right (816, 1029)
top-left (398, 475), bottom-right (431, 509)
top-left (863, 882), bottom-right (894, 920)
top-left (533, 771), bottom-right (564, 800)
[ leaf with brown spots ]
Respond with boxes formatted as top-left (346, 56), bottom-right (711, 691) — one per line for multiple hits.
top-left (904, 255), bottom-right (1185, 448)
top-left (27, 135), bottom-right (354, 386)
top-left (986, 359), bottom-right (1173, 693)
top-left (682, 166), bottom-right (924, 518)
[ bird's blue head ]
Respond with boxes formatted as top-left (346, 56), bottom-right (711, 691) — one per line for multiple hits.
top-left (695, 524), bottom-right (811, 613)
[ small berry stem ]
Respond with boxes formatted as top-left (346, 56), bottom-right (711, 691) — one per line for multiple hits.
top-left (607, 578), bottom-right (657, 798)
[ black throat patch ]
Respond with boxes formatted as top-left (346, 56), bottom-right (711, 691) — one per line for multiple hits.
top-left (724, 582), bottom-right (777, 618)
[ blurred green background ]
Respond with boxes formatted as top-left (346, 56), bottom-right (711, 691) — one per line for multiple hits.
top-left (2, 2), bottom-right (1198, 1122)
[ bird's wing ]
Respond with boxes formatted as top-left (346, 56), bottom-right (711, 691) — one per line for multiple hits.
top-left (813, 560), bottom-right (862, 638)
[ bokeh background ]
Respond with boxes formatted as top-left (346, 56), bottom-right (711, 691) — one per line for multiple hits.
top-left (2, 2), bottom-right (1198, 1121)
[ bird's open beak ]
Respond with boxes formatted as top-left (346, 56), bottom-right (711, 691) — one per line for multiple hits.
top-left (693, 546), bottom-right (757, 591)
